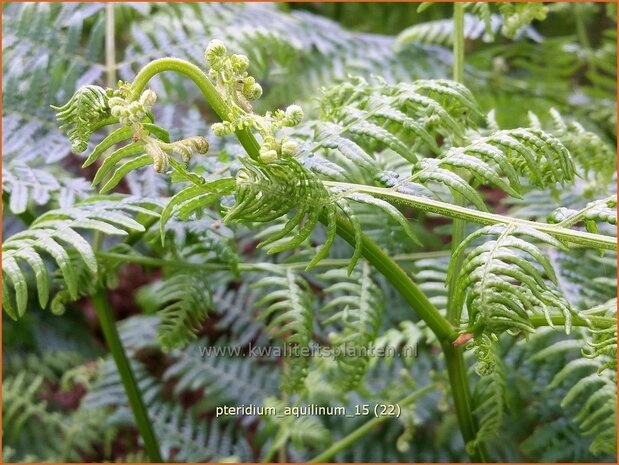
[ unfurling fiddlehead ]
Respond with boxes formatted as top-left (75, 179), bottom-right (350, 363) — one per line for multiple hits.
top-left (204, 40), bottom-right (302, 162)
top-left (52, 85), bottom-right (112, 153)
top-left (54, 81), bottom-right (209, 189)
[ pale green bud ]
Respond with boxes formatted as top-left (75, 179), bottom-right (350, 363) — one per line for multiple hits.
top-left (211, 123), bottom-right (228, 136)
top-left (243, 82), bottom-right (262, 101)
top-left (259, 148), bottom-right (278, 163)
top-left (188, 136), bottom-right (209, 154)
top-left (145, 142), bottom-right (168, 173)
top-left (280, 140), bottom-right (298, 156)
top-left (230, 54), bottom-right (249, 73)
top-left (284, 105), bottom-right (304, 126)
top-left (139, 89), bottom-right (157, 112)
top-left (205, 40), bottom-right (227, 70)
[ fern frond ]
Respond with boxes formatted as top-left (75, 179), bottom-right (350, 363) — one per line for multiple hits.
top-left (372, 320), bottom-right (426, 367)
top-left (161, 214), bottom-right (240, 273)
top-left (397, 13), bottom-right (498, 48)
top-left (580, 300), bottom-right (617, 374)
top-left (468, 342), bottom-right (508, 452)
top-left (263, 396), bottom-right (332, 453)
top-left (310, 77), bottom-right (575, 211)
top-left (3, 3), bottom-right (106, 168)
top-left (3, 369), bottom-right (111, 462)
top-left (52, 85), bottom-right (112, 153)
top-left (164, 337), bottom-right (279, 407)
top-left (2, 372), bottom-right (61, 444)
top-left (319, 262), bottom-right (384, 391)
top-left (59, 408), bottom-right (114, 461)
top-left (212, 282), bottom-right (268, 346)
top-left (419, 127), bottom-right (575, 203)
top-left (498, 3), bottom-right (548, 39)
top-left (224, 156), bottom-right (359, 271)
top-left (396, 6), bottom-right (543, 49)
top-left (147, 272), bottom-right (212, 352)
top-left (2, 162), bottom-right (91, 214)
top-left (253, 268), bottom-right (314, 393)
top-left (549, 109), bottom-right (615, 182)
top-left (532, 336), bottom-right (617, 456)
top-left (2, 197), bottom-right (161, 319)
top-left (450, 224), bottom-right (575, 368)
top-left (318, 77), bottom-right (482, 157)
top-left (552, 248), bottom-right (617, 310)
top-left (548, 195), bottom-right (617, 234)
top-left (75, 119), bottom-right (173, 193)
top-left (151, 403), bottom-right (252, 462)
top-left (586, 27), bottom-right (616, 102)
top-left (228, 152), bottom-right (420, 271)
top-left (159, 177), bottom-right (235, 241)
top-left (410, 256), bottom-right (450, 313)
top-left (3, 349), bottom-right (87, 383)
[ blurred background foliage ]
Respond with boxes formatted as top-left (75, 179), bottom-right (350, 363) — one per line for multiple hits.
top-left (2, 2), bottom-right (616, 462)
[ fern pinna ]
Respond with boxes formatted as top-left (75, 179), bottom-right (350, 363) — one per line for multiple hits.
top-left (2, 2), bottom-right (616, 463)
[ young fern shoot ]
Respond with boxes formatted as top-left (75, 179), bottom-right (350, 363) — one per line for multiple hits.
top-left (3, 28), bottom-right (614, 462)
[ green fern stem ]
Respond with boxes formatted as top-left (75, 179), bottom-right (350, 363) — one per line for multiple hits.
top-left (442, 342), bottom-right (488, 462)
top-left (129, 58), bottom-right (260, 161)
top-left (330, 213), bottom-right (456, 342)
top-left (452, 2), bottom-right (465, 84)
top-left (105, 3), bottom-right (116, 87)
top-left (432, 13), bottom-right (483, 457)
top-left (529, 314), bottom-right (615, 329)
top-left (308, 383), bottom-right (438, 463)
top-left (91, 290), bottom-right (163, 462)
top-left (574, 3), bottom-right (597, 75)
top-left (447, 1), bottom-right (467, 325)
top-left (446, 6), bottom-right (483, 429)
top-left (325, 182), bottom-right (617, 251)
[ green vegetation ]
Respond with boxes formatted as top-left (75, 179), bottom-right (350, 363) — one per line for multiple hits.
top-left (3, 2), bottom-right (616, 462)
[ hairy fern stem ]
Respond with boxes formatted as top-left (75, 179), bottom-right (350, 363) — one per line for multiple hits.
top-left (130, 58), bottom-right (261, 160)
top-left (447, 1), bottom-right (467, 325)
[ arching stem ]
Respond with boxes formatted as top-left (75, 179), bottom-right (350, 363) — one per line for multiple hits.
top-left (128, 55), bottom-right (486, 462)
